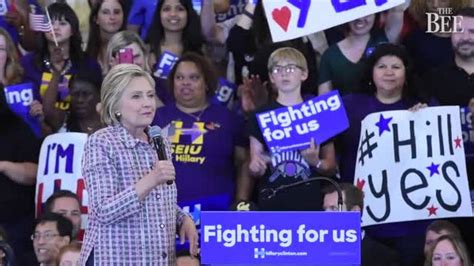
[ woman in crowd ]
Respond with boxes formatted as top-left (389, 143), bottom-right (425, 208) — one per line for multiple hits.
top-left (105, 30), bottom-right (165, 106)
top-left (0, 28), bottom-right (23, 86)
top-left (337, 43), bottom-right (434, 265)
top-left (23, 2), bottom-right (101, 132)
top-left (153, 53), bottom-right (251, 218)
top-left (425, 234), bottom-right (472, 266)
top-left (80, 64), bottom-right (197, 264)
top-left (58, 69), bottom-right (103, 134)
top-left (85, 0), bottom-right (126, 74)
top-left (318, 3), bottom-right (406, 95)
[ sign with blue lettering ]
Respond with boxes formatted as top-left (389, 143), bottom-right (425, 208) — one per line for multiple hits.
top-left (354, 107), bottom-right (472, 227)
top-left (153, 51), bottom-right (179, 79)
top-left (262, 0), bottom-right (405, 42)
top-left (256, 90), bottom-right (348, 153)
top-left (201, 211), bottom-right (361, 265)
top-left (212, 78), bottom-right (237, 106)
top-left (4, 83), bottom-right (41, 137)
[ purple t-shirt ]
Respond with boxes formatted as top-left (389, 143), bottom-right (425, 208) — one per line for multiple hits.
top-left (20, 53), bottom-right (101, 110)
top-left (337, 93), bottom-right (421, 183)
top-left (153, 103), bottom-right (247, 211)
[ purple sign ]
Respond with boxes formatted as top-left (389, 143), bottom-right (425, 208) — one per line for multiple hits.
top-left (460, 107), bottom-right (474, 159)
top-left (256, 90), bottom-right (348, 153)
top-left (201, 211), bottom-right (361, 265)
top-left (4, 83), bottom-right (41, 137)
top-left (153, 51), bottom-right (179, 79)
top-left (212, 78), bottom-right (237, 106)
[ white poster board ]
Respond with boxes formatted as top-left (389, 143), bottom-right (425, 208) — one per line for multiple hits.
top-left (354, 106), bottom-right (473, 227)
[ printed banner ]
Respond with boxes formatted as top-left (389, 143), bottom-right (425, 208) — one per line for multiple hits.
top-left (153, 51), bottom-right (179, 79)
top-left (0, 0), bottom-right (7, 16)
top-left (4, 83), bottom-right (41, 136)
top-left (262, 0), bottom-right (405, 42)
top-left (212, 78), bottom-right (237, 106)
top-left (201, 211), bottom-right (361, 265)
top-left (40, 72), bottom-right (72, 111)
top-left (354, 106), bottom-right (473, 227)
top-left (256, 90), bottom-right (348, 153)
top-left (35, 133), bottom-right (89, 239)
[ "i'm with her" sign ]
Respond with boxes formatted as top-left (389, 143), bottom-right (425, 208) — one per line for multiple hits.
top-left (354, 106), bottom-right (473, 227)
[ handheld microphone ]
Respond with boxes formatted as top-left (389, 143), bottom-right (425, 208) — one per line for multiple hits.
top-left (148, 126), bottom-right (173, 185)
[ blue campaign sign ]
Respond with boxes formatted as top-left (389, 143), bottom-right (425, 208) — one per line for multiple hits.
top-left (256, 90), bottom-right (348, 153)
top-left (4, 83), bottom-right (41, 137)
top-left (212, 78), bottom-right (237, 106)
top-left (460, 107), bottom-right (474, 159)
top-left (153, 51), bottom-right (179, 79)
top-left (201, 211), bottom-right (361, 265)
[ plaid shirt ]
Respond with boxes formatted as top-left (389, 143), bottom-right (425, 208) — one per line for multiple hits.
top-left (79, 125), bottom-right (187, 265)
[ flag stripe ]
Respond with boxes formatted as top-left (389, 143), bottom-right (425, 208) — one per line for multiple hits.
top-left (29, 13), bottom-right (52, 32)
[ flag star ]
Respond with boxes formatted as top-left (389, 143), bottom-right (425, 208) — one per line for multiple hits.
top-left (427, 162), bottom-right (440, 177)
top-left (356, 178), bottom-right (366, 190)
top-left (375, 114), bottom-right (393, 136)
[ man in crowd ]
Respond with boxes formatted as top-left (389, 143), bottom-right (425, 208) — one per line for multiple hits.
top-left (44, 190), bottom-right (82, 241)
top-left (323, 183), bottom-right (400, 266)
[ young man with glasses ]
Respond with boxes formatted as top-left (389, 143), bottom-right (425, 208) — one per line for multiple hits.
top-left (31, 212), bottom-right (72, 266)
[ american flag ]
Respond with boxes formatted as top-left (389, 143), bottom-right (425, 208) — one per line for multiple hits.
top-left (29, 13), bottom-right (52, 32)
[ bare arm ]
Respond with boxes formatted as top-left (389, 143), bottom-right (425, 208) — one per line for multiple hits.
top-left (42, 71), bottom-right (66, 131)
top-left (384, 0), bottom-right (410, 44)
top-left (201, 0), bottom-right (226, 44)
top-left (0, 161), bottom-right (37, 185)
top-left (234, 146), bottom-right (254, 201)
top-left (318, 81), bottom-right (333, 96)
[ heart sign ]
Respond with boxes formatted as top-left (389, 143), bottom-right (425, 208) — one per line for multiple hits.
top-left (271, 6), bottom-right (291, 32)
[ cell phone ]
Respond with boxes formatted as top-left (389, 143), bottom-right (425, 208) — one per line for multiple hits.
top-left (118, 48), bottom-right (133, 64)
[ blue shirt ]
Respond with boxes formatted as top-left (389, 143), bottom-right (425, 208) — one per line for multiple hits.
top-left (127, 0), bottom-right (158, 39)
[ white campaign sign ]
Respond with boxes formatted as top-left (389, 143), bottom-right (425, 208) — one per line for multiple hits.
top-left (262, 0), bottom-right (405, 43)
top-left (35, 133), bottom-right (89, 238)
top-left (354, 106), bottom-right (472, 227)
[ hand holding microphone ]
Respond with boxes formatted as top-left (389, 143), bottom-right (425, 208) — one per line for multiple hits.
top-left (149, 126), bottom-right (174, 185)
top-left (149, 160), bottom-right (175, 186)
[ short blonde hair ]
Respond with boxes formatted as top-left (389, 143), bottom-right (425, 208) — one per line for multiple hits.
top-left (105, 30), bottom-right (151, 74)
top-left (0, 28), bottom-right (24, 85)
top-left (101, 64), bottom-right (155, 126)
top-left (267, 47), bottom-right (308, 72)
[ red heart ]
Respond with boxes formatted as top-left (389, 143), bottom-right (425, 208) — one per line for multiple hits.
top-left (356, 178), bottom-right (366, 190)
top-left (272, 6), bottom-right (291, 32)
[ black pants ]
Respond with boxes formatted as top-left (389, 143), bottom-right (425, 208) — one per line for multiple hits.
top-left (85, 249), bottom-right (94, 266)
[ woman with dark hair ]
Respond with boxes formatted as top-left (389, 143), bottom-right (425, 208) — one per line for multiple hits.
top-left (147, 0), bottom-right (203, 62)
top-left (0, 84), bottom-right (40, 260)
top-left (85, 0), bottom-right (126, 74)
top-left (318, 3), bottom-right (407, 96)
top-left (336, 43), bottom-right (434, 265)
top-left (152, 53), bottom-right (250, 228)
top-left (22, 2), bottom-right (101, 133)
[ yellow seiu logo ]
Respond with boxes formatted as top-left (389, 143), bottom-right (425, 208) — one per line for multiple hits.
top-left (40, 72), bottom-right (72, 111)
top-left (169, 121), bottom-right (207, 145)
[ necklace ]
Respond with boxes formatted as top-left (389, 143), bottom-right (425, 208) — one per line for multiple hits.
top-left (178, 104), bottom-right (208, 121)
top-left (43, 57), bottom-right (72, 76)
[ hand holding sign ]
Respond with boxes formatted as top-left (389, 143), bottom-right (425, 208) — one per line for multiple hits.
top-left (29, 100), bottom-right (44, 121)
top-left (300, 138), bottom-right (320, 167)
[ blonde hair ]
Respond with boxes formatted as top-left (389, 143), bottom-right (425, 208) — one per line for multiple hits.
top-left (267, 47), bottom-right (308, 72)
top-left (0, 28), bottom-right (24, 85)
top-left (409, 0), bottom-right (469, 27)
top-left (424, 235), bottom-right (472, 266)
top-left (104, 30), bottom-right (151, 74)
top-left (100, 64), bottom-right (155, 126)
top-left (57, 242), bottom-right (81, 265)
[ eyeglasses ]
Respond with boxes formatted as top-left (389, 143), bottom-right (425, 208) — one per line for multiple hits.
top-left (31, 233), bottom-right (60, 241)
top-left (270, 64), bottom-right (304, 74)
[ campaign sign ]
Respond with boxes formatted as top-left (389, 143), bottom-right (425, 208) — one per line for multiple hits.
top-left (4, 83), bottom-right (41, 137)
top-left (0, 0), bottom-right (7, 16)
top-left (212, 78), bottom-right (237, 106)
top-left (354, 107), bottom-right (473, 227)
top-left (153, 51), bottom-right (179, 79)
top-left (256, 90), bottom-right (348, 153)
top-left (262, 0), bottom-right (405, 42)
top-left (460, 107), bottom-right (474, 159)
top-left (35, 133), bottom-right (89, 239)
top-left (201, 211), bottom-right (361, 265)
